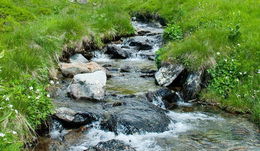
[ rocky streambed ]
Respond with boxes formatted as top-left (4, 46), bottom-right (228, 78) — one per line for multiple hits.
top-left (32, 20), bottom-right (260, 151)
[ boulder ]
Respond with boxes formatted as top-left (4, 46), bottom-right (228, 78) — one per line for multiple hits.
top-left (100, 100), bottom-right (171, 134)
top-left (68, 70), bottom-right (107, 100)
top-left (88, 139), bottom-right (136, 151)
top-left (128, 36), bottom-right (153, 50)
top-left (145, 88), bottom-right (179, 109)
top-left (155, 63), bottom-right (185, 87)
top-left (59, 62), bottom-right (105, 77)
top-left (183, 71), bottom-right (203, 100)
top-left (105, 45), bottom-right (131, 59)
top-left (69, 53), bottom-right (89, 63)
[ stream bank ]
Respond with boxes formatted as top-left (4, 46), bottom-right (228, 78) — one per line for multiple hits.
top-left (31, 19), bottom-right (260, 151)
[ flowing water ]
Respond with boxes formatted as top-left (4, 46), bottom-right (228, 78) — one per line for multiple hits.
top-left (33, 20), bottom-right (260, 151)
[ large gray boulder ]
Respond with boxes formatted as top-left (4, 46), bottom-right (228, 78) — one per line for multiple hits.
top-left (100, 100), bottom-right (171, 134)
top-left (155, 63), bottom-right (185, 87)
top-left (68, 70), bottom-right (107, 101)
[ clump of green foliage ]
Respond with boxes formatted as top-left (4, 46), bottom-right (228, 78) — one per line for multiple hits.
top-left (207, 58), bottom-right (242, 98)
top-left (163, 24), bottom-right (183, 41)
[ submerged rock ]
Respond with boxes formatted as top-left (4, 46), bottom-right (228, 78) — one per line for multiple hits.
top-left (155, 63), bottom-right (185, 87)
top-left (68, 70), bottom-right (107, 100)
top-left (88, 139), bottom-right (136, 151)
top-left (183, 71), bottom-right (203, 100)
top-left (145, 88), bottom-right (179, 109)
top-left (59, 62), bottom-right (105, 77)
top-left (128, 36), bottom-right (153, 50)
top-left (69, 53), bottom-right (89, 63)
top-left (100, 100), bottom-right (171, 135)
top-left (105, 44), bottom-right (131, 59)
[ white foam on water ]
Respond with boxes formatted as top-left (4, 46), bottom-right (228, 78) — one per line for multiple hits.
top-left (68, 111), bottom-right (223, 151)
top-left (92, 51), bottom-right (110, 62)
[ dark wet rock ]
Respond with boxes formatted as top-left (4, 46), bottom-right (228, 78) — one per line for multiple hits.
top-left (105, 44), bottom-right (131, 59)
top-left (140, 68), bottom-right (156, 78)
top-left (59, 62), bottom-right (105, 77)
top-left (100, 100), bottom-right (171, 134)
top-left (68, 70), bottom-right (107, 101)
top-left (87, 139), bottom-right (136, 151)
top-left (145, 88), bottom-right (179, 109)
top-left (69, 54), bottom-right (89, 63)
top-left (120, 66), bottom-right (131, 72)
top-left (128, 36), bottom-right (153, 50)
top-left (155, 63), bottom-right (185, 87)
top-left (183, 71), bottom-right (203, 100)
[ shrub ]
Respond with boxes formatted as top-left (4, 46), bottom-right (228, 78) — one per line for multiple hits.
top-left (163, 24), bottom-right (183, 41)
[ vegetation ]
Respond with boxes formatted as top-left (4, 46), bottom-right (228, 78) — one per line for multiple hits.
top-left (124, 0), bottom-right (259, 124)
top-left (0, 0), bottom-right (259, 150)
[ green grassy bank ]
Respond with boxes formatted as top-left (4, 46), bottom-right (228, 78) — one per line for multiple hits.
top-left (0, 0), bottom-right (259, 150)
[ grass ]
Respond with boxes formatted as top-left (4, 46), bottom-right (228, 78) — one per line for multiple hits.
top-left (0, 0), bottom-right (259, 150)
top-left (125, 0), bottom-right (260, 124)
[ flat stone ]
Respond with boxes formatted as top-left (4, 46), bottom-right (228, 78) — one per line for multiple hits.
top-left (59, 62), bottom-right (105, 77)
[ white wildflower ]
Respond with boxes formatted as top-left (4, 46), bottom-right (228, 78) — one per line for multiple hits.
top-left (28, 96), bottom-right (31, 99)
top-left (244, 72), bottom-right (247, 74)
top-left (12, 131), bottom-right (17, 135)
top-left (0, 107), bottom-right (3, 110)
top-left (29, 86), bottom-right (33, 90)
top-left (0, 133), bottom-right (5, 137)
top-left (231, 59), bottom-right (234, 62)
top-left (56, 81), bottom-right (59, 84)
top-left (50, 80), bottom-right (55, 85)
top-left (36, 96), bottom-right (40, 100)
top-left (237, 43), bottom-right (240, 46)
top-left (224, 59), bottom-right (227, 62)
top-left (14, 110), bottom-right (18, 114)
top-left (216, 52), bottom-right (220, 55)
top-left (8, 104), bottom-right (13, 108)
top-left (239, 72), bottom-right (242, 75)
top-left (5, 97), bottom-right (9, 101)
top-left (47, 94), bottom-right (50, 98)
top-left (258, 69), bottom-right (260, 74)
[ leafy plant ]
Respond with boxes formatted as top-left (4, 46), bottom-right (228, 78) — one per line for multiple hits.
top-left (163, 24), bottom-right (183, 41)
top-left (207, 58), bottom-right (242, 98)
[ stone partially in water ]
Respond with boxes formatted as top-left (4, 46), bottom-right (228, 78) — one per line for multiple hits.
top-left (128, 36), bottom-right (153, 50)
top-left (155, 63), bottom-right (185, 87)
top-left (183, 71), bottom-right (203, 100)
top-left (69, 53), bottom-right (89, 63)
top-left (68, 70), bottom-right (107, 101)
top-left (55, 107), bottom-right (77, 122)
top-left (59, 62), bottom-right (105, 77)
top-left (54, 107), bottom-right (100, 128)
top-left (145, 88), bottom-right (179, 109)
top-left (100, 100), bottom-right (171, 134)
top-left (105, 44), bottom-right (132, 59)
top-left (88, 139), bottom-right (136, 151)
